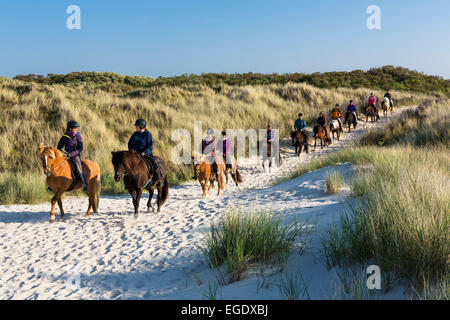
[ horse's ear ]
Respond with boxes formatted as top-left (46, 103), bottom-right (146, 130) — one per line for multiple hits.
top-left (39, 143), bottom-right (45, 153)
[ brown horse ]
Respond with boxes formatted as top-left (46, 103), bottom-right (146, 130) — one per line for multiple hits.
top-left (365, 105), bottom-right (379, 123)
top-left (111, 151), bottom-right (169, 215)
top-left (345, 111), bottom-right (357, 132)
top-left (329, 120), bottom-right (342, 141)
top-left (290, 130), bottom-right (309, 156)
top-left (192, 152), bottom-right (225, 197)
top-left (313, 125), bottom-right (331, 150)
top-left (39, 144), bottom-right (101, 222)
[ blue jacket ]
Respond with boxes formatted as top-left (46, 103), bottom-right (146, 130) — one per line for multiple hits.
top-left (294, 119), bottom-right (306, 131)
top-left (57, 131), bottom-right (83, 158)
top-left (347, 104), bottom-right (357, 113)
top-left (128, 130), bottom-right (153, 156)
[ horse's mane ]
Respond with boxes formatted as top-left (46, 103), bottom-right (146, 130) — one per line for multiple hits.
top-left (41, 146), bottom-right (65, 159)
top-left (112, 151), bottom-right (143, 167)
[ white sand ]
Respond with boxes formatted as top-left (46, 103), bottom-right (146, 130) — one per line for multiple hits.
top-left (0, 108), bottom-right (414, 300)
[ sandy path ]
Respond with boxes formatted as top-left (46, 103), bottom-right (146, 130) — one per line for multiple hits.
top-left (0, 107), bottom-right (413, 299)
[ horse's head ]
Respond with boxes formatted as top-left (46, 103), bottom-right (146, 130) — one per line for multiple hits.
top-left (39, 144), bottom-right (60, 177)
top-left (111, 151), bottom-right (128, 182)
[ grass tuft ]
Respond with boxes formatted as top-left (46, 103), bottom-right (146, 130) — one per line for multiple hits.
top-left (201, 209), bottom-right (304, 283)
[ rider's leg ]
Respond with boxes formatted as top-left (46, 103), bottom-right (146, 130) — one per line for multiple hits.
top-left (338, 119), bottom-right (343, 130)
top-left (73, 156), bottom-right (88, 192)
top-left (147, 155), bottom-right (161, 182)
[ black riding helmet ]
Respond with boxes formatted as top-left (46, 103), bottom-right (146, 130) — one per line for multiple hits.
top-left (134, 118), bottom-right (146, 128)
top-left (67, 120), bottom-right (80, 129)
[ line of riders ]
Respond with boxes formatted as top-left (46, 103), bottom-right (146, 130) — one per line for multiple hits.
top-left (56, 90), bottom-right (394, 190)
top-left (294, 89), bottom-right (393, 142)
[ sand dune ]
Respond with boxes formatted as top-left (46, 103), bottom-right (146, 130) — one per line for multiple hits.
top-left (0, 107), bottom-right (414, 299)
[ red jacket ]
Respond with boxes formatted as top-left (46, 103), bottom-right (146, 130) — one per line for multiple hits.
top-left (368, 96), bottom-right (376, 105)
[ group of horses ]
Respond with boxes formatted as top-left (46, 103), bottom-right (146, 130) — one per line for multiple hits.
top-left (292, 97), bottom-right (394, 152)
top-left (38, 98), bottom-right (393, 222)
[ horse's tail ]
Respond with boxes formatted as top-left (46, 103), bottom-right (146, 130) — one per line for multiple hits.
top-left (235, 168), bottom-right (243, 183)
top-left (92, 173), bottom-right (101, 213)
top-left (160, 175), bottom-right (169, 205)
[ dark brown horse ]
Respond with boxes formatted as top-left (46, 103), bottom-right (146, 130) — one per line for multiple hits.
top-left (345, 111), bottom-right (357, 132)
top-left (290, 130), bottom-right (309, 156)
top-left (365, 105), bottom-right (379, 123)
top-left (111, 151), bottom-right (169, 215)
top-left (313, 125), bottom-right (331, 150)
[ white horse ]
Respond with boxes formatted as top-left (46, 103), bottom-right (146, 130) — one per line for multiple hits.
top-left (382, 97), bottom-right (393, 117)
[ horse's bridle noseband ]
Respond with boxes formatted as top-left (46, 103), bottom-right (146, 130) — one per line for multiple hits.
top-left (43, 155), bottom-right (68, 177)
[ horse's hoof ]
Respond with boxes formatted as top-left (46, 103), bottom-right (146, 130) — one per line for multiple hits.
top-left (134, 214), bottom-right (139, 219)
top-left (147, 207), bottom-right (154, 213)
top-left (49, 217), bottom-right (56, 223)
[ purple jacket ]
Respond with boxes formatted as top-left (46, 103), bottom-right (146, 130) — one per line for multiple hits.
top-left (217, 138), bottom-right (231, 157)
top-left (57, 131), bottom-right (83, 158)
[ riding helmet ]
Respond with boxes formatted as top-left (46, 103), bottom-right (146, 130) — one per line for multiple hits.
top-left (206, 128), bottom-right (214, 135)
top-left (134, 118), bottom-right (147, 128)
top-left (67, 120), bottom-right (80, 129)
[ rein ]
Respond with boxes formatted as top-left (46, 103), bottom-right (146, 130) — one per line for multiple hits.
top-left (44, 156), bottom-right (69, 175)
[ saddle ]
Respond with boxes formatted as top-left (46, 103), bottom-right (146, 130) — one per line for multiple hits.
top-left (66, 158), bottom-right (81, 192)
top-left (142, 155), bottom-right (162, 187)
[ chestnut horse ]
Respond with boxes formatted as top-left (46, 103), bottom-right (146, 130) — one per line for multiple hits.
top-left (111, 151), bottom-right (169, 215)
top-left (291, 130), bottom-right (309, 156)
top-left (192, 152), bottom-right (225, 197)
top-left (39, 144), bottom-right (101, 222)
top-left (313, 125), bottom-right (331, 150)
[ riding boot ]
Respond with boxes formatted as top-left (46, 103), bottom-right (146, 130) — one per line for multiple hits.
top-left (147, 155), bottom-right (162, 184)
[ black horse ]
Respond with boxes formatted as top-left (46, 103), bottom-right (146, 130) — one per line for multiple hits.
top-left (111, 151), bottom-right (169, 215)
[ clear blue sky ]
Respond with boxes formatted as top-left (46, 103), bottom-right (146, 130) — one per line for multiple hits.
top-left (0, 0), bottom-right (449, 78)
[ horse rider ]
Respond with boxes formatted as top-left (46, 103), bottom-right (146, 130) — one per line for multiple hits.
top-left (317, 112), bottom-right (329, 140)
top-left (128, 118), bottom-right (161, 183)
top-left (344, 100), bottom-right (357, 125)
top-left (329, 104), bottom-right (343, 131)
top-left (294, 113), bottom-right (307, 141)
top-left (193, 128), bottom-right (218, 180)
top-left (368, 93), bottom-right (376, 109)
top-left (57, 120), bottom-right (89, 192)
top-left (216, 131), bottom-right (232, 170)
top-left (368, 92), bottom-right (380, 120)
top-left (266, 123), bottom-right (275, 144)
top-left (384, 88), bottom-right (393, 107)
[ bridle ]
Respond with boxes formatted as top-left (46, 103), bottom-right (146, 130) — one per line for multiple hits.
top-left (43, 155), bottom-right (68, 177)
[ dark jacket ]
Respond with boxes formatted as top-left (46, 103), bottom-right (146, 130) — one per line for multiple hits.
top-left (294, 119), bottom-right (306, 131)
top-left (57, 131), bottom-right (83, 158)
top-left (384, 92), bottom-right (392, 99)
top-left (317, 116), bottom-right (326, 126)
top-left (128, 130), bottom-right (153, 156)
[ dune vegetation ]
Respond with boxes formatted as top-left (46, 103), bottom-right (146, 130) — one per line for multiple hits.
top-left (0, 75), bottom-right (426, 204)
top-left (309, 99), bottom-right (450, 299)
